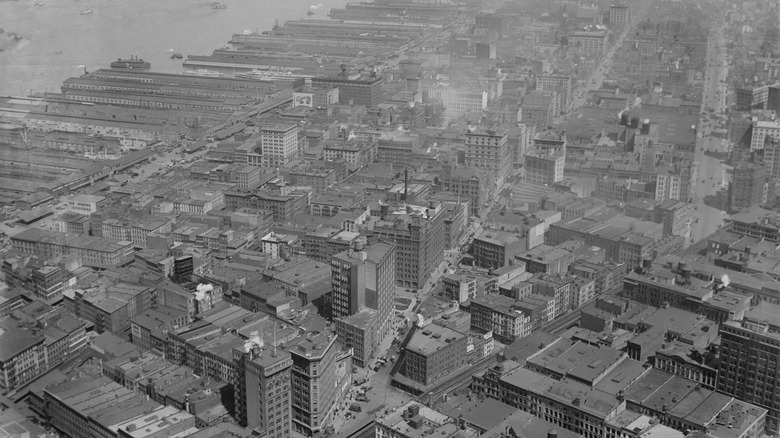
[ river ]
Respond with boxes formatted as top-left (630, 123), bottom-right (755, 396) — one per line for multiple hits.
top-left (0, 0), bottom-right (345, 96)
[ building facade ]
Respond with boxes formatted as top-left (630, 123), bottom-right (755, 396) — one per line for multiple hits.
top-left (331, 241), bottom-right (396, 341)
top-left (234, 346), bottom-right (293, 438)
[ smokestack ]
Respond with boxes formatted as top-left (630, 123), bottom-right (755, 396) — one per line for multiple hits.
top-left (404, 167), bottom-right (408, 201)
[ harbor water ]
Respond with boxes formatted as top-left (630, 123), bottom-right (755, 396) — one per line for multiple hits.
top-left (0, 0), bottom-right (344, 96)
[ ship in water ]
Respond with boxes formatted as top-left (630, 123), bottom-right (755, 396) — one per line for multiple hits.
top-left (234, 69), bottom-right (312, 86)
top-left (210, 2), bottom-right (227, 9)
top-left (110, 55), bottom-right (151, 70)
top-left (80, 9), bottom-right (93, 15)
top-left (183, 69), bottom-right (223, 77)
top-left (307, 10), bottom-right (314, 15)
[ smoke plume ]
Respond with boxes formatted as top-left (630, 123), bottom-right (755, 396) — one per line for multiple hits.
top-left (194, 283), bottom-right (213, 302)
top-left (243, 331), bottom-right (264, 353)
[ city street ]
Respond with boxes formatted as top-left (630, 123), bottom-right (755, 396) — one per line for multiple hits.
top-left (690, 12), bottom-right (731, 243)
top-left (328, 306), bottom-right (414, 435)
top-left (566, 2), bottom-right (650, 114)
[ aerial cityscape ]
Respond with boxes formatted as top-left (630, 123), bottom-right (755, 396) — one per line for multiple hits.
top-left (0, 0), bottom-right (779, 437)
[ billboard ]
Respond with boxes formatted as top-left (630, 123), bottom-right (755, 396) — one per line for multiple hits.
top-left (293, 92), bottom-right (314, 107)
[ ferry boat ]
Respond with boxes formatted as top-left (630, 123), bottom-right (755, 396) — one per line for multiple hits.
top-left (235, 69), bottom-right (311, 84)
top-left (183, 69), bottom-right (224, 77)
top-left (110, 55), bottom-right (151, 70)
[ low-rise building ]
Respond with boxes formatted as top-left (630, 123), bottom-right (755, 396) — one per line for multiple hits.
top-left (335, 308), bottom-right (375, 368)
top-left (471, 228), bottom-right (526, 270)
top-left (11, 228), bottom-right (134, 268)
top-left (395, 323), bottom-right (468, 393)
top-left (470, 295), bottom-right (530, 344)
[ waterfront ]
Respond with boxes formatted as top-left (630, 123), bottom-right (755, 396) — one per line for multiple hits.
top-left (0, 0), bottom-right (345, 96)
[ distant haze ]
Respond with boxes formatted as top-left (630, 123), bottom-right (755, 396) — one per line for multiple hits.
top-left (0, 0), bottom-right (348, 95)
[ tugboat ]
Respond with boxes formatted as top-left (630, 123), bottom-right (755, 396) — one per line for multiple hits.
top-left (170, 51), bottom-right (183, 59)
top-left (307, 9), bottom-right (314, 15)
top-left (110, 55), bottom-right (151, 70)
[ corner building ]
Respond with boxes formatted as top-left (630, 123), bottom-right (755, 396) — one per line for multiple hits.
top-left (718, 320), bottom-right (780, 436)
top-left (289, 333), bottom-right (352, 436)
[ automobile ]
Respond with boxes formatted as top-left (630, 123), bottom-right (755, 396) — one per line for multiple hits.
top-left (373, 366), bottom-right (380, 372)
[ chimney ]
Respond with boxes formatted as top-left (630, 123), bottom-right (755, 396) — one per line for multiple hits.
top-left (641, 119), bottom-right (650, 135)
top-left (642, 258), bottom-right (652, 270)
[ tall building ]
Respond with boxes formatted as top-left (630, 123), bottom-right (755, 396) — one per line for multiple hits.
top-left (464, 127), bottom-right (512, 187)
top-left (750, 119), bottom-right (780, 151)
top-left (536, 75), bottom-right (573, 106)
top-left (233, 343), bottom-right (293, 438)
top-left (718, 314), bottom-right (780, 435)
top-left (289, 333), bottom-right (352, 437)
top-left (331, 241), bottom-right (396, 341)
top-left (368, 203), bottom-right (446, 289)
top-left (255, 124), bottom-right (299, 168)
top-left (524, 152), bottom-right (565, 186)
top-left (568, 30), bottom-right (609, 56)
top-left (441, 166), bottom-right (489, 216)
top-left (768, 85), bottom-right (780, 114)
top-left (764, 137), bottom-right (780, 178)
top-left (520, 90), bottom-right (560, 128)
top-left (474, 12), bottom-right (504, 36)
top-left (729, 161), bottom-right (768, 211)
top-left (311, 76), bottom-right (384, 107)
top-left (609, 4), bottom-right (630, 25)
top-left (736, 84), bottom-right (769, 111)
